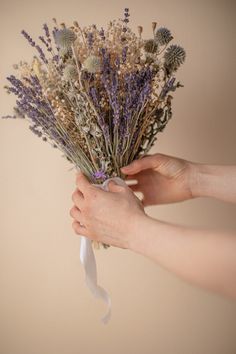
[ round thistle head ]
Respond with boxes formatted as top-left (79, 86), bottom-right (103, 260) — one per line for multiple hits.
top-left (164, 44), bottom-right (186, 72)
top-left (83, 55), bottom-right (101, 73)
top-left (155, 27), bottom-right (173, 46)
top-left (63, 64), bottom-right (78, 81)
top-left (54, 28), bottom-right (77, 49)
top-left (144, 39), bottom-right (158, 54)
top-left (59, 46), bottom-right (72, 57)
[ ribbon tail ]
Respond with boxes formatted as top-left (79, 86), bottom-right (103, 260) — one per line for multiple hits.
top-left (80, 235), bottom-right (111, 324)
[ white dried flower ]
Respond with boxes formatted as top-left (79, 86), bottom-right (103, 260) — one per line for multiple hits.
top-left (63, 64), bottom-right (78, 81)
top-left (81, 125), bottom-right (90, 133)
top-left (90, 123), bottom-right (102, 137)
top-left (83, 55), bottom-right (101, 73)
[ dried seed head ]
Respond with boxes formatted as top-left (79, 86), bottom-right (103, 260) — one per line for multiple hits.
top-left (54, 28), bottom-right (77, 49)
top-left (63, 64), bottom-right (78, 81)
top-left (152, 22), bottom-right (157, 32)
top-left (155, 27), bottom-right (173, 46)
top-left (137, 26), bottom-right (143, 37)
top-left (83, 55), bottom-right (101, 73)
top-left (59, 46), bottom-right (72, 57)
top-left (164, 44), bottom-right (186, 72)
top-left (144, 39), bottom-right (158, 54)
top-left (73, 21), bottom-right (79, 28)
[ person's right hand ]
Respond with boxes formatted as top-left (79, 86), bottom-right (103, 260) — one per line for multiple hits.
top-left (121, 153), bottom-right (197, 206)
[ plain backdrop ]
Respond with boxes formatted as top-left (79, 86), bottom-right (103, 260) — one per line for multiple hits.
top-left (0, 0), bottom-right (236, 353)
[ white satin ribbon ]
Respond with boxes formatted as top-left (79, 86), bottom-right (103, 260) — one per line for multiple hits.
top-left (79, 176), bottom-right (126, 324)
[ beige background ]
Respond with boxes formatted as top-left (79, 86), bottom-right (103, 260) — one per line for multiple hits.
top-left (0, 0), bottom-right (236, 353)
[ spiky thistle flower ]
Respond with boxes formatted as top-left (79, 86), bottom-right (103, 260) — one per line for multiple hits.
top-left (54, 28), bottom-right (77, 49)
top-left (59, 46), bottom-right (72, 57)
top-left (83, 55), bottom-right (101, 73)
top-left (63, 64), bottom-right (78, 81)
top-left (144, 39), bottom-right (158, 54)
top-left (164, 45), bottom-right (186, 72)
top-left (155, 27), bottom-right (173, 46)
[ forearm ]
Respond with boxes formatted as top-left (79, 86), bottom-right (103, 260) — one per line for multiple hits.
top-left (192, 163), bottom-right (236, 203)
top-left (130, 215), bottom-right (236, 299)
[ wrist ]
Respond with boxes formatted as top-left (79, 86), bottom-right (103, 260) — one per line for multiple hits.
top-left (128, 213), bottom-right (159, 254)
top-left (190, 163), bottom-right (216, 198)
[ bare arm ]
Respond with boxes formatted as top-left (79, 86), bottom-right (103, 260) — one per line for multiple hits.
top-left (131, 215), bottom-right (236, 300)
top-left (192, 163), bottom-right (236, 203)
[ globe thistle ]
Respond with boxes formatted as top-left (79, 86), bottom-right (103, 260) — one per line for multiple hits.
top-left (155, 27), bottom-right (173, 46)
top-left (83, 55), bottom-right (101, 73)
top-left (63, 64), bottom-right (78, 81)
top-left (54, 28), bottom-right (77, 49)
top-left (144, 39), bottom-right (158, 54)
top-left (164, 45), bottom-right (186, 72)
top-left (59, 46), bottom-right (72, 57)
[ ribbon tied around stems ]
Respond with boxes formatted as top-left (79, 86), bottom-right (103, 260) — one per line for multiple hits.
top-left (79, 176), bottom-right (127, 324)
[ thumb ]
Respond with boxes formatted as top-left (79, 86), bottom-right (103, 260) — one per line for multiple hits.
top-left (108, 180), bottom-right (126, 193)
top-left (121, 154), bottom-right (159, 175)
top-left (121, 154), bottom-right (185, 178)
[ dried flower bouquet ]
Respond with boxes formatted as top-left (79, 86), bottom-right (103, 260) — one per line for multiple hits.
top-left (3, 8), bottom-right (186, 248)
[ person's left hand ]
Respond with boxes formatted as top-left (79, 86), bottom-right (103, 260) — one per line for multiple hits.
top-left (70, 172), bottom-right (147, 249)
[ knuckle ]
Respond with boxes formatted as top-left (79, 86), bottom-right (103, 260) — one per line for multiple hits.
top-left (87, 185), bottom-right (96, 195)
top-left (72, 191), bottom-right (77, 202)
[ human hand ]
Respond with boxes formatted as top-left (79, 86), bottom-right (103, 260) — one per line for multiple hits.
top-left (121, 153), bottom-right (197, 206)
top-left (70, 172), bottom-right (147, 249)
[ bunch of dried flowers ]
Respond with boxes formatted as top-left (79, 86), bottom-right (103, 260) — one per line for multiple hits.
top-left (3, 8), bottom-right (186, 244)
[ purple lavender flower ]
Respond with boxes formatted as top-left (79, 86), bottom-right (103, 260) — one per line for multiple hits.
top-left (35, 45), bottom-right (48, 63)
top-left (122, 46), bottom-right (128, 63)
top-left (99, 28), bottom-right (105, 40)
top-left (87, 32), bottom-right (94, 49)
top-left (39, 35), bottom-right (53, 53)
top-left (88, 86), bottom-right (111, 141)
top-left (122, 8), bottom-right (130, 29)
top-left (43, 23), bottom-right (51, 42)
top-left (21, 30), bottom-right (48, 63)
top-left (21, 30), bottom-right (36, 47)
top-left (93, 170), bottom-right (107, 181)
top-left (159, 77), bottom-right (176, 99)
